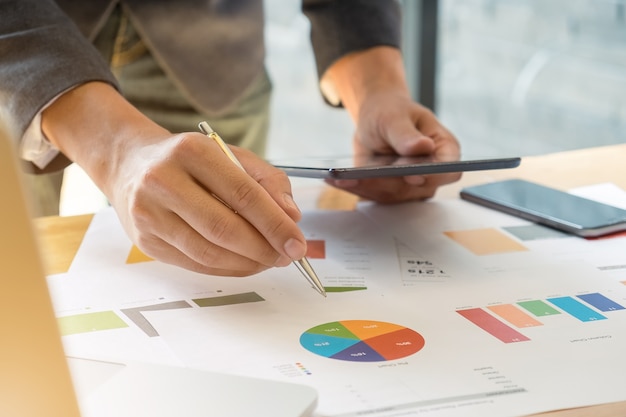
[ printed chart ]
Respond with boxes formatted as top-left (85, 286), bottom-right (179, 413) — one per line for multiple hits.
top-left (457, 292), bottom-right (626, 343)
top-left (300, 320), bottom-right (425, 362)
top-left (57, 292), bottom-right (264, 337)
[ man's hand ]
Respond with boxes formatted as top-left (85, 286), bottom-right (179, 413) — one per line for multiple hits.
top-left (323, 46), bottom-right (461, 203)
top-left (110, 132), bottom-right (307, 276)
top-left (42, 82), bottom-right (307, 276)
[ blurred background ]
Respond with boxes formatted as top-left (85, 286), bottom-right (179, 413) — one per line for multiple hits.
top-left (60, 0), bottom-right (626, 215)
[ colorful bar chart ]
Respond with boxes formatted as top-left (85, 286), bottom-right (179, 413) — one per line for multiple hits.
top-left (458, 292), bottom-right (624, 343)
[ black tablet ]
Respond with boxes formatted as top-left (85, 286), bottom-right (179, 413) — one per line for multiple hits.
top-left (270, 155), bottom-right (521, 180)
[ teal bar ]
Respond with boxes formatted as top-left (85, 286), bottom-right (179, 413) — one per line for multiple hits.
top-left (547, 296), bottom-right (607, 322)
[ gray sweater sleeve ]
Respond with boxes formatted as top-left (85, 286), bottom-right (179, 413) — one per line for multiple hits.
top-left (0, 0), bottom-right (118, 139)
top-left (302, 0), bottom-right (402, 81)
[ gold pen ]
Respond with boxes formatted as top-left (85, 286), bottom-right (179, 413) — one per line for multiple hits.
top-left (199, 121), bottom-right (327, 297)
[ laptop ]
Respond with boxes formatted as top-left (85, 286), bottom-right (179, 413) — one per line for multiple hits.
top-left (0, 125), bottom-right (317, 417)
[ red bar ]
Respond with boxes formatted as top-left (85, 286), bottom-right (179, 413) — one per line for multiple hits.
top-left (457, 308), bottom-right (530, 343)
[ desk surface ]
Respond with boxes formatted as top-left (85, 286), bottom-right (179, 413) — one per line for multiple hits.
top-left (35, 143), bottom-right (626, 417)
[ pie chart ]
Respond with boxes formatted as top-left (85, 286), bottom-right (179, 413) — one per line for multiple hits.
top-left (300, 320), bottom-right (425, 362)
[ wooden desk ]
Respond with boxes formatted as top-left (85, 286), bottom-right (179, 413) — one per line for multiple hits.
top-left (35, 144), bottom-right (626, 417)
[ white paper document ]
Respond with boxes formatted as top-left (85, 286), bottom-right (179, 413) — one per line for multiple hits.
top-left (46, 185), bottom-right (626, 417)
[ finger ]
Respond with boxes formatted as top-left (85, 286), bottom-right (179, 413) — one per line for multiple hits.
top-left (170, 178), bottom-right (294, 268)
top-left (136, 231), bottom-right (270, 277)
top-left (215, 174), bottom-right (307, 261)
top-left (234, 147), bottom-right (302, 222)
top-left (325, 177), bottom-right (440, 203)
top-left (381, 117), bottom-right (436, 156)
top-left (131, 144), bottom-right (293, 268)
top-left (181, 136), bottom-right (307, 262)
top-left (414, 171), bottom-right (463, 189)
top-left (133, 206), bottom-right (287, 273)
top-left (403, 175), bottom-right (426, 186)
top-left (356, 101), bottom-right (437, 156)
top-left (337, 170), bottom-right (460, 199)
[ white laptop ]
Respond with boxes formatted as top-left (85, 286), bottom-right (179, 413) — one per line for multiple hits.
top-left (0, 125), bottom-right (318, 417)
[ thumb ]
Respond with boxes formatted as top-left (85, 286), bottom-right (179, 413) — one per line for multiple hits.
top-left (383, 117), bottom-right (436, 156)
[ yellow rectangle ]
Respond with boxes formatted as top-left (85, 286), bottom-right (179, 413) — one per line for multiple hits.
top-left (127, 245), bottom-right (153, 264)
top-left (57, 311), bottom-right (128, 336)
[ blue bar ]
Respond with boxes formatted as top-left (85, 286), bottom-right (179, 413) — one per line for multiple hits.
top-left (577, 293), bottom-right (625, 312)
top-left (547, 296), bottom-right (607, 322)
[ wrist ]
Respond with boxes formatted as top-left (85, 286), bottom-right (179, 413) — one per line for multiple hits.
top-left (41, 82), bottom-right (166, 195)
top-left (324, 46), bottom-right (410, 121)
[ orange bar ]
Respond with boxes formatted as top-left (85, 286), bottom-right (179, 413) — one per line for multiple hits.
top-left (444, 228), bottom-right (527, 255)
top-left (488, 304), bottom-right (543, 328)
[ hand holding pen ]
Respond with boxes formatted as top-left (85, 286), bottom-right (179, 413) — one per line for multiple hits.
top-left (199, 122), bottom-right (326, 296)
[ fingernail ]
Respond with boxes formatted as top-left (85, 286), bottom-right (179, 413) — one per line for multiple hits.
top-left (283, 238), bottom-right (307, 261)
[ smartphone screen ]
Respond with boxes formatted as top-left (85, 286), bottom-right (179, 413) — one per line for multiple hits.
top-left (460, 179), bottom-right (626, 237)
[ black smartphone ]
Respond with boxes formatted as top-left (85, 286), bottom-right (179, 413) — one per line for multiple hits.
top-left (270, 154), bottom-right (521, 180)
top-left (460, 179), bottom-right (626, 237)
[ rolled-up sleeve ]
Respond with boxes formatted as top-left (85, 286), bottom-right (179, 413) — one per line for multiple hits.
top-left (302, 0), bottom-right (402, 82)
top-left (0, 0), bottom-right (118, 164)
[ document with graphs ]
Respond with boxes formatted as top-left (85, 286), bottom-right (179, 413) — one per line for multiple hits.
top-left (47, 185), bottom-right (626, 417)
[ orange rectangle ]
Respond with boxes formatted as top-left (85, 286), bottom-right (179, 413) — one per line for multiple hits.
top-left (488, 304), bottom-right (543, 328)
top-left (444, 228), bottom-right (527, 255)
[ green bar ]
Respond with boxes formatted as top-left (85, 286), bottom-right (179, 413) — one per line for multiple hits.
top-left (57, 311), bottom-right (128, 336)
top-left (517, 300), bottom-right (561, 316)
top-left (324, 287), bottom-right (367, 293)
top-left (193, 292), bottom-right (264, 307)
